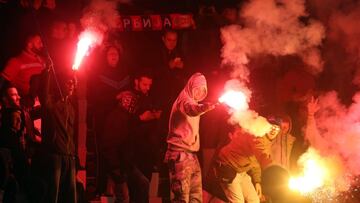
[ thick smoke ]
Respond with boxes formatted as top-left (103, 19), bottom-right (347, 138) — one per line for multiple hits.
top-left (81, 0), bottom-right (121, 33)
top-left (308, 91), bottom-right (360, 176)
top-left (221, 0), bottom-right (325, 78)
top-left (78, 0), bottom-right (126, 50)
top-left (298, 1), bottom-right (360, 194)
top-left (222, 80), bottom-right (273, 137)
top-left (221, 0), bottom-right (325, 135)
top-left (308, 0), bottom-right (360, 90)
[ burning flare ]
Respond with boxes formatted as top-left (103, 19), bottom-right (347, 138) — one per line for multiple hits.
top-left (289, 148), bottom-right (342, 196)
top-left (219, 90), bottom-right (249, 111)
top-left (72, 30), bottom-right (102, 70)
top-left (219, 81), bottom-right (273, 137)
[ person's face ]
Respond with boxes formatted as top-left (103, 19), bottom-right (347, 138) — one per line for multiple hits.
top-left (106, 47), bottom-right (120, 67)
top-left (5, 88), bottom-right (21, 107)
top-left (267, 124), bottom-right (281, 140)
top-left (162, 32), bottom-right (178, 51)
top-left (11, 111), bottom-right (22, 132)
top-left (193, 86), bottom-right (207, 102)
top-left (135, 77), bottom-right (153, 95)
top-left (280, 121), bottom-right (290, 134)
top-left (64, 80), bottom-right (75, 97)
top-left (30, 35), bottom-right (44, 54)
top-left (52, 22), bottom-right (67, 39)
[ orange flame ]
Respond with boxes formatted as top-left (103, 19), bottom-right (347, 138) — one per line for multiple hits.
top-left (288, 148), bottom-right (342, 196)
top-left (72, 30), bottom-right (101, 70)
top-left (219, 90), bottom-right (248, 111)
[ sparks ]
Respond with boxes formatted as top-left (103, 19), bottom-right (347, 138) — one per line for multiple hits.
top-left (288, 148), bottom-right (342, 198)
top-left (219, 90), bottom-right (248, 111)
top-left (72, 30), bottom-right (102, 70)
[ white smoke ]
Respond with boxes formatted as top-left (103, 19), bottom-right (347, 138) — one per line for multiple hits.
top-left (221, 0), bottom-right (325, 135)
top-left (309, 91), bottom-right (360, 176)
top-left (221, 0), bottom-right (325, 78)
top-left (81, 0), bottom-right (121, 33)
top-left (221, 80), bottom-right (273, 137)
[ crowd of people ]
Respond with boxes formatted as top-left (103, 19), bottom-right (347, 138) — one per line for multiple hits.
top-left (0, 2), bottom-right (322, 203)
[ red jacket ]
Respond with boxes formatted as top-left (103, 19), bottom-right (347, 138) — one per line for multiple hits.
top-left (1, 51), bottom-right (45, 95)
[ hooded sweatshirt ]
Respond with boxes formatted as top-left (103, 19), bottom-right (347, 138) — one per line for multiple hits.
top-left (167, 73), bottom-right (209, 152)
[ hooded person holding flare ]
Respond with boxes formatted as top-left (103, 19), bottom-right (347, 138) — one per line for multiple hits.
top-left (164, 72), bottom-right (217, 203)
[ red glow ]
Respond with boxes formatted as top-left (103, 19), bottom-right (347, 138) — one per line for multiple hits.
top-left (219, 90), bottom-right (248, 111)
top-left (72, 30), bottom-right (101, 70)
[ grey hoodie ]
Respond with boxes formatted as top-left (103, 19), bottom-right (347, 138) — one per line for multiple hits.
top-left (167, 73), bottom-right (209, 152)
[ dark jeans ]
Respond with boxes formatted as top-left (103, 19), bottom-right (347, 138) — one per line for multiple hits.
top-left (32, 154), bottom-right (76, 203)
top-left (108, 166), bottom-right (149, 203)
top-left (127, 166), bottom-right (150, 203)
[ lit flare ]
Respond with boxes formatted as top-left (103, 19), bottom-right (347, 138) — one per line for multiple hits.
top-left (72, 30), bottom-right (101, 70)
top-left (289, 148), bottom-right (332, 194)
top-left (219, 90), bottom-right (248, 111)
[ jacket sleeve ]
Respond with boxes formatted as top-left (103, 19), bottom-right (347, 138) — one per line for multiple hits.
top-left (38, 69), bottom-right (52, 108)
top-left (1, 58), bottom-right (20, 82)
top-left (182, 99), bottom-right (211, 117)
top-left (248, 156), bottom-right (262, 183)
top-left (253, 137), bottom-right (273, 169)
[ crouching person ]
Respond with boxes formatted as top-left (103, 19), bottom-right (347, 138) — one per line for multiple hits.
top-left (213, 124), bottom-right (280, 203)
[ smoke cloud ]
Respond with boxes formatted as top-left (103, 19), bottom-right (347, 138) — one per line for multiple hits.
top-left (221, 0), bottom-right (325, 79)
top-left (221, 0), bottom-right (325, 135)
top-left (81, 0), bottom-right (121, 33)
top-left (308, 0), bottom-right (360, 92)
top-left (221, 80), bottom-right (273, 137)
top-left (295, 91), bottom-right (360, 199)
top-left (308, 91), bottom-right (360, 176)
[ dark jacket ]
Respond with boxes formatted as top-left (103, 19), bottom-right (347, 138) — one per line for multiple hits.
top-left (102, 105), bottom-right (132, 171)
top-left (39, 70), bottom-right (76, 156)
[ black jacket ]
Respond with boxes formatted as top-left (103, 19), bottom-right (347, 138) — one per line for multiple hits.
top-left (39, 70), bottom-right (76, 156)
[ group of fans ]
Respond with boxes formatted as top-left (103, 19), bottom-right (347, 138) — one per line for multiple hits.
top-left (0, 11), bottom-right (316, 203)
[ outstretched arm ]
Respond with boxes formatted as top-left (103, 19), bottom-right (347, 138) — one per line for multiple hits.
top-left (183, 101), bottom-right (216, 116)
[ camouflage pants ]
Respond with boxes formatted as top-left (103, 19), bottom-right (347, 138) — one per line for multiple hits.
top-left (165, 150), bottom-right (202, 203)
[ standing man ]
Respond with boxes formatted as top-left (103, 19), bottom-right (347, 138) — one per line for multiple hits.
top-left (127, 70), bottom-right (162, 180)
top-left (153, 30), bottom-right (189, 144)
top-left (33, 69), bottom-right (77, 203)
top-left (164, 72), bottom-right (216, 202)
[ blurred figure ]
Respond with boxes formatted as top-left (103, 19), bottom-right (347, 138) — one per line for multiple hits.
top-left (0, 107), bottom-right (26, 203)
top-left (67, 21), bottom-right (78, 41)
top-left (47, 20), bottom-right (73, 76)
top-left (164, 73), bottom-right (216, 203)
top-left (102, 91), bottom-right (134, 203)
top-left (0, 33), bottom-right (45, 105)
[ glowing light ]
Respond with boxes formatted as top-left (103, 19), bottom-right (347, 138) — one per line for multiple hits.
top-left (289, 148), bottom-right (333, 195)
top-left (219, 90), bottom-right (248, 111)
top-left (72, 30), bottom-right (101, 70)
